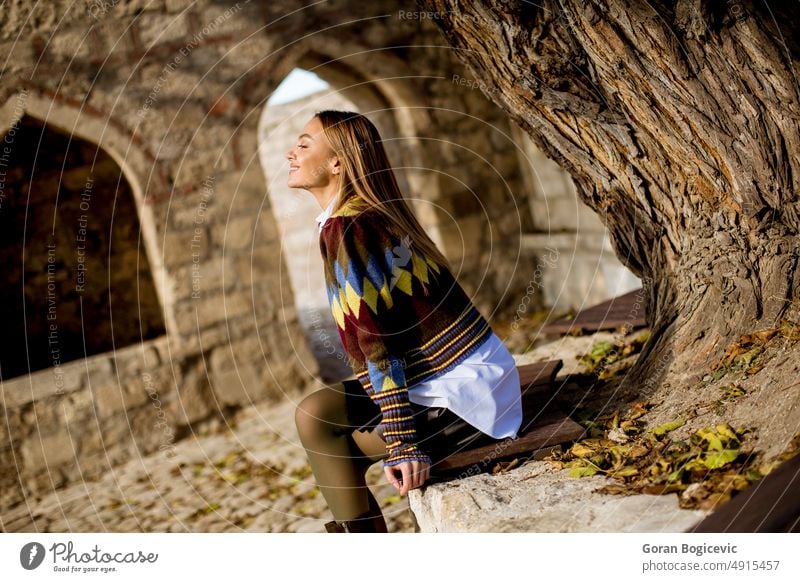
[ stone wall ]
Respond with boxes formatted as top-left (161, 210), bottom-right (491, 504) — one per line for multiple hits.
top-left (0, 0), bottom-right (543, 512)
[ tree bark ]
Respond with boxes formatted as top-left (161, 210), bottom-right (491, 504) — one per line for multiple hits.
top-left (418, 0), bottom-right (800, 391)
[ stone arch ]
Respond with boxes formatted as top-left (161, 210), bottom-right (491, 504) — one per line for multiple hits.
top-left (4, 114), bottom-right (166, 372)
top-left (0, 89), bottom-right (178, 335)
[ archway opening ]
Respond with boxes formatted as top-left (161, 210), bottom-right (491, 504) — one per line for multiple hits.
top-left (0, 115), bottom-right (166, 380)
top-left (259, 68), bottom-right (355, 382)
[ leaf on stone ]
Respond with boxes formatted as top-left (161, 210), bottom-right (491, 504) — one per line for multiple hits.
top-left (695, 427), bottom-right (724, 451)
top-left (779, 318), bottom-right (800, 341)
top-left (651, 420), bottom-right (685, 436)
top-left (712, 366), bottom-right (729, 380)
top-left (570, 464), bottom-right (599, 478)
top-left (719, 383), bottom-right (746, 400)
top-left (745, 362), bottom-right (766, 375)
top-left (738, 346), bottom-right (762, 366)
top-left (570, 442), bottom-right (595, 458)
top-left (715, 423), bottom-right (740, 443)
top-left (628, 401), bottom-right (651, 419)
top-left (613, 466), bottom-right (639, 478)
top-left (703, 449), bottom-right (740, 469)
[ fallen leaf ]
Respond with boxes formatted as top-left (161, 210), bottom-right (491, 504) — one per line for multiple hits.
top-left (570, 464), bottom-right (599, 478)
top-left (703, 449), bottom-right (740, 469)
top-left (651, 420), bottom-right (685, 436)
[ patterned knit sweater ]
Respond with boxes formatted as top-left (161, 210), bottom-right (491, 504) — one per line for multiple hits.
top-left (318, 198), bottom-right (494, 468)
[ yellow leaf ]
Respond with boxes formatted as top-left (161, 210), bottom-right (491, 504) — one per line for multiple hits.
top-left (570, 465), bottom-right (598, 478)
top-left (703, 449), bottom-right (739, 469)
top-left (613, 466), bottom-right (639, 478)
top-left (570, 443), bottom-right (595, 458)
top-left (651, 420), bottom-right (684, 436)
top-left (716, 423), bottom-right (740, 443)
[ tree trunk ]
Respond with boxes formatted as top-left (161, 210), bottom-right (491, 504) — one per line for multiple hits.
top-left (418, 0), bottom-right (800, 394)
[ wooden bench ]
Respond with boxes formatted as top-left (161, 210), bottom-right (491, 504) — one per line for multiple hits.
top-left (428, 359), bottom-right (585, 480)
top-left (539, 288), bottom-right (647, 337)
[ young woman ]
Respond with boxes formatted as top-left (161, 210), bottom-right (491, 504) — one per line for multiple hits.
top-left (288, 110), bottom-right (523, 533)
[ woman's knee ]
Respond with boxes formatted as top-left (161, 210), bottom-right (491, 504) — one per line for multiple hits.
top-left (294, 387), bottom-right (344, 441)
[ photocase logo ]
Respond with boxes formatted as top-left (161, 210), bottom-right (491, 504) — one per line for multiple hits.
top-left (19, 542), bottom-right (46, 570)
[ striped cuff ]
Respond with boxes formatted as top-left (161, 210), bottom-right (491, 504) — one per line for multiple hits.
top-left (383, 442), bottom-right (432, 468)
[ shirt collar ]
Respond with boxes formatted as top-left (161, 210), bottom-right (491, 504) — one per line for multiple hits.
top-left (315, 194), bottom-right (340, 232)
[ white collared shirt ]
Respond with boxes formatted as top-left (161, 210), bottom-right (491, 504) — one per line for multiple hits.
top-left (315, 194), bottom-right (340, 232)
top-left (316, 201), bottom-right (523, 440)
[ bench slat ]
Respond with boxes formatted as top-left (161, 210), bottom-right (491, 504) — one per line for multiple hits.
top-left (428, 359), bottom-right (584, 478)
top-left (430, 409), bottom-right (584, 476)
top-left (540, 288), bottom-right (647, 335)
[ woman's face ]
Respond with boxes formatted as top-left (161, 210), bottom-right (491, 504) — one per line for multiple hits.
top-left (286, 116), bottom-right (340, 190)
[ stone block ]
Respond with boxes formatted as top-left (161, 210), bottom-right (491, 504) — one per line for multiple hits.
top-left (409, 461), bottom-right (707, 532)
top-left (169, 367), bottom-right (212, 425)
top-left (211, 214), bottom-right (257, 252)
top-left (255, 209), bottom-right (280, 245)
top-left (128, 400), bottom-right (178, 456)
top-left (61, 389), bottom-right (95, 426)
top-left (85, 356), bottom-right (115, 389)
top-left (209, 336), bottom-right (263, 373)
top-left (233, 245), bottom-right (285, 288)
top-left (210, 364), bottom-right (269, 407)
top-left (170, 253), bottom-right (235, 301)
top-left (165, 0), bottom-right (193, 13)
top-left (214, 167), bottom-right (268, 213)
top-left (161, 225), bottom-right (210, 269)
top-left (2, 362), bottom-right (84, 409)
top-left (174, 291), bottom-right (253, 335)
top-left (93, 379), bottom-right (150, 418)
top-left (168, 192), bottom-right (221, 230)
top-left (112, 342), bottom-right (162, 378)
top-left (21, 428), bottom-right (77, 471)
top-left (136, 11), bottom-right (189, 50)
top-left (169, 150), bottom-right (233, 195)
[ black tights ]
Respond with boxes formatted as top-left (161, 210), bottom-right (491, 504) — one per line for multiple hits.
top-left (294, 382), bottom-right (389, 523)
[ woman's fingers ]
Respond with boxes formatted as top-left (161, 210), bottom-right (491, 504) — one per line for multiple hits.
top-left (384, 465), bottom-right (401, 491)
top-left (385, 461), bottom-right (432, 495)
top-left (399, 463), bottom-right (412, 495)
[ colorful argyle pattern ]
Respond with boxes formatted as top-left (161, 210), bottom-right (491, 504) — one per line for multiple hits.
top-left (319, 202), bottom-right (493, 467)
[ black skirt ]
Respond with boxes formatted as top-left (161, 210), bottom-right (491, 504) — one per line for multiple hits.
top-left (342, 378), bottom-right (506, 464)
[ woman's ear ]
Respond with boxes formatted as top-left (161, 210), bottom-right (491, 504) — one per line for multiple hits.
top-left (330, 154), bottom-right (341, 176)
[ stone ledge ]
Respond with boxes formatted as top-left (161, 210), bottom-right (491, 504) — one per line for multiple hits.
top-left (409, 460), bottom-right (709, 532)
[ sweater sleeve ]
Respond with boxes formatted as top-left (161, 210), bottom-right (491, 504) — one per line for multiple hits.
top-left (334, 216), bottom-right (432, 468)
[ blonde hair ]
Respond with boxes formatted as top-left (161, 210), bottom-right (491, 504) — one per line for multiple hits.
top-left (314, 109), bottom-right (452, 276)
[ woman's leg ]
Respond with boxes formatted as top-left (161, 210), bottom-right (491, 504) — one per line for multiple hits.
top-left (294, 382), bottom-right (388, 525)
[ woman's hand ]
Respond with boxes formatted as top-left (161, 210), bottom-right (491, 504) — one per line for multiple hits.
top-left (384, 460), bottom-right (431, 496)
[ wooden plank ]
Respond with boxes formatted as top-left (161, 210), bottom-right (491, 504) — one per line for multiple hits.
top-left (426, 359), bottom-right (579, 478)
top-left (518, 359), bottom-right (563, 388)
top-left (430, 409), bottom-right (585, 477)
top-left (517, 359), bottom-right (563, 403)
top-left (540, 288), bottom-right (647, 335)
top-left (422, 359), bottom-right (581, 480)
